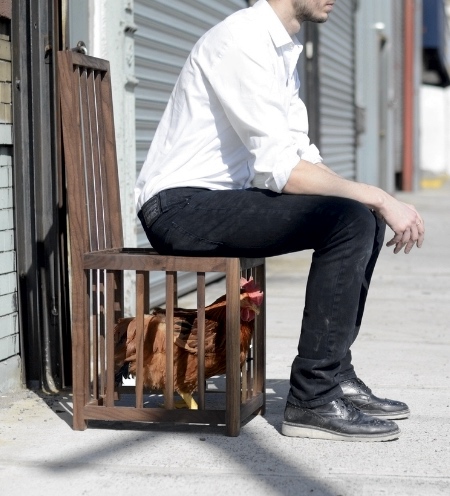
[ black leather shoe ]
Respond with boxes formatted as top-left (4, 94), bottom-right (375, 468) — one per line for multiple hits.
top-left (282, 397), bottom-right (400, 442)
top-left (340, 378), bottom-right (410, 420)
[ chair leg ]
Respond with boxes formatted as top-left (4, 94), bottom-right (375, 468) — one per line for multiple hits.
top-left (72, 270), bottom-right (90, 431)
top-left (72, 335), bottom-right (87, 432)
top-left (225, 259), bottom-right (241, 437)
top-left (255, 263), bottom-right (266, 416)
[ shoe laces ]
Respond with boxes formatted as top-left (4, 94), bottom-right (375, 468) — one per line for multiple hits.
top-left (336, 396), bottom-right (361, 415)
top-left (355, 377), bottom-right (372, 393)
top-left (344, 377), bottom-right (372, 394)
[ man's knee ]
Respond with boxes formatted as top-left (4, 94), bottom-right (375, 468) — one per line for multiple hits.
top-left (340, 199), bottom-right (379, 237)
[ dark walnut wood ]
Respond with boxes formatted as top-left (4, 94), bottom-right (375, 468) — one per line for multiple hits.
top-left (58, 50), bottom-right (266, 436)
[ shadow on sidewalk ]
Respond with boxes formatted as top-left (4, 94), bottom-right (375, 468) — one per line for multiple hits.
top-left (34, 378), bottom-right (337, 495)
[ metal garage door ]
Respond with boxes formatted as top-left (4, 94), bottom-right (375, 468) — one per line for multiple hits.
top-left (318, 0), bottom-right (357, 178)
top-left (134, 0), bottom-right (247, 303)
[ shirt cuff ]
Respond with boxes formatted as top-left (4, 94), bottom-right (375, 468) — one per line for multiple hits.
top-left (251, 144), bottom-right (323, 193)
top-left (299, 144), bottom-right (322, 164)
top-left (269, 144), bottom-right (323, 192)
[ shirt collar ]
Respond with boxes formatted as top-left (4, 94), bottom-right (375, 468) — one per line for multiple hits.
top-left (253, 0), bottom-right (303, 50)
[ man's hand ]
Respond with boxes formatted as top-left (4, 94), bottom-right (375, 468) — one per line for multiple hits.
top-left (378, 198), bottom-right (425, 254)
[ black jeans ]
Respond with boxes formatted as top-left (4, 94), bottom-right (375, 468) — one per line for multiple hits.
top-left (139, 187), bottom-right (386, 407)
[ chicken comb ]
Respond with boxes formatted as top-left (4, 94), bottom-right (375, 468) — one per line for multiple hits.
top-left (240, 277), bottom-right (264, 306)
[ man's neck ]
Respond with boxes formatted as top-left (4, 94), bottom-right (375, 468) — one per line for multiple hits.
top-left (267, 0), bottom-right (302, 36)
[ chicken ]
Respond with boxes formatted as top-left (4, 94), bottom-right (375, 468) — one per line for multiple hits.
top-left (114, 277), bottom-right (263, 408)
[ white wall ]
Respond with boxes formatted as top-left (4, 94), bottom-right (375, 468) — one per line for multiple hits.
top-left (90, 0), bottom-right (137, 248)
top-left (420, 85), bottom-right (450, 175)
top-left (68, 1), bottom-right (138, 314)
top-left (89, 0), bottom-right (138, 315)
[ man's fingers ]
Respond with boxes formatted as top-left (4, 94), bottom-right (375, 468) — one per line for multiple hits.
top-left (387, 229), bottom-right (409, 253)
top-left (394, 240), bottom-right (406, 254)
top-left (388, 228), bottom-right (412, 254)
top-left (416, 218), bottom-right (425, 248)
top-left (404, 224), bottom-right (419, 254)
top-left (386, 231), bottom-right (402, 247)
top-left (387, 218), bottom-right (424, 254)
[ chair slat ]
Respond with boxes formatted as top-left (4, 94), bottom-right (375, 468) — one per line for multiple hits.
top-left (197, 272), bottom-right (206, 410)
top-left (98, 270), bottom-right (106, 397)
top-left (106, 270), bottom-right (116, 407)
top-left (79, 68), bottom-right (99, 251)
top-left (94, 72), bottom-right (114, 249)
top-left (225, 258), bottom-right (242, 437)
top-left (143, 272), bottom-right (150, 314)
top-left (86, 69), bottom-right (107, 251)
top-left (165, 272), bottom-right (175, 409)
top-left (135, 271), bottom-right (145, 409)
top-left (98, 69), bottom-right (123, 248)
top-left (254, 264), bottom-right (266, 414)
top-left (91, 270), bottom-right (99, 399)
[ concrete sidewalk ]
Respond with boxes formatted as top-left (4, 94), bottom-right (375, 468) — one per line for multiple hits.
top-left (1, 185), bottom-right (449, 496)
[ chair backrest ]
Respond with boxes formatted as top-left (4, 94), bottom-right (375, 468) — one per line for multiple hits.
top-left (58, 51), bottom-right (123, 257)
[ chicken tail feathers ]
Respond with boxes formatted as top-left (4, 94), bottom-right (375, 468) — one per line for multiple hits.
top-left (114, 361), bottom-right (130, 386)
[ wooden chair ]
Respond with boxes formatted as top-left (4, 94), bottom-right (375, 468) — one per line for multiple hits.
top-left (57, 51), bottom-right (266, 436)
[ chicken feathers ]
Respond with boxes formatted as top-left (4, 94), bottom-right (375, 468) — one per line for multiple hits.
top-left (114, 278), bottom-right (263, 397)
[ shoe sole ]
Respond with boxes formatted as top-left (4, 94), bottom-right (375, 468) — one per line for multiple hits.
top-left (281, 421), bottom-right (401, 442)
top-left (364, 410), bottom-right (410, 421)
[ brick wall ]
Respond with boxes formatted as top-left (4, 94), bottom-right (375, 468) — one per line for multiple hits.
top-left (0, 23), bottom-right (18, 366)
top-left (0, 0), bottom-right (12, 20)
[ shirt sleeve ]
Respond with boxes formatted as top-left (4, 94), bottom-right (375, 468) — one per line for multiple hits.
top-left (288, 72), bottom-right (323, 165)
top-left (207, 32), bottom-right (320, 193)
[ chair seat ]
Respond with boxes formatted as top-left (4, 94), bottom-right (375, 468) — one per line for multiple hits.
top-left (83, 247), bottom-right (264, 272)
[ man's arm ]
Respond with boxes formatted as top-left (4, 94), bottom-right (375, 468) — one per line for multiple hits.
top-left (283, 159), bottom-right (425, 254)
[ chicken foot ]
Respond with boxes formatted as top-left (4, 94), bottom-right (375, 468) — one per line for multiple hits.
top-left (175, 391), bottom-right (198, 410)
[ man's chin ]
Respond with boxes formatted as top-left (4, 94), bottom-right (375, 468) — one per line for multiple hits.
top-left (303, 13), bottom-right (330, 24)
top-left (302, 15), bottom-right (328, 24)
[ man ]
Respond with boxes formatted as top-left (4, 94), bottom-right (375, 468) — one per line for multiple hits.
top-left (135, 0), bottom-right (424, 441)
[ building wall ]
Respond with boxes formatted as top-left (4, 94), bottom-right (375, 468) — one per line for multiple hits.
top-left (420, 1), bottom-right (450, 178)
top-left (317, 0), bottom-right (357, 179)
top-left (0, 0), bottom-right (11, 20)
top-left (0, 15), bottom-right (21, 392)
top-left (355, 0), bottom-right (398, 192)
top-left (420, 85), bottom-right (450, 176)
top-left (68, 0), bottom-right (138, 315)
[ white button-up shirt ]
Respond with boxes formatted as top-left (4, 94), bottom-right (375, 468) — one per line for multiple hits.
top-left (135, 0), bottom-right (322, 212)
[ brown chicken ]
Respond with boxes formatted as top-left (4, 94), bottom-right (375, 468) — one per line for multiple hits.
top-left (114, 277), bottom-right (263, 408)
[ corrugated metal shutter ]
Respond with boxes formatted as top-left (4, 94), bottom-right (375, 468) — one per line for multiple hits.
top-left (318, 0), bottom-right (356, 178)
top-left (134, 0), bottom-right (247, 304)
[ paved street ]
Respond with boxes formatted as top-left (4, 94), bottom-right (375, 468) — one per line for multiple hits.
top-left (0, 184), bottom-right (449, 495)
